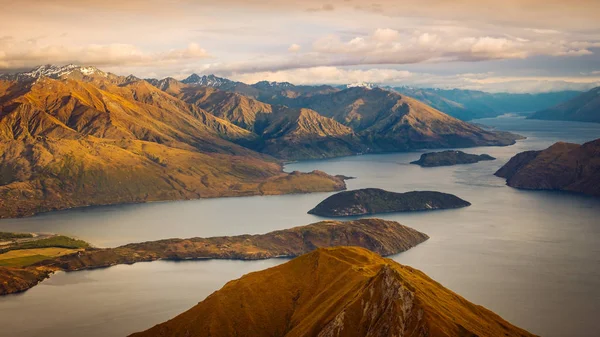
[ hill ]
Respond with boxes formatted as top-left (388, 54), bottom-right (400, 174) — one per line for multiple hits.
top-left (131, 247), bottom-right (536, 337)
top-left (411, 150), bottom-right (495, 167)
top-left (0, 219), bottom-right (429, 295)
top-left (495, 138), bottom-right (600, 196)
top-left (528, 87), bottom-right (600, 123)
top-left (308, 188), bottom-right (470, 216)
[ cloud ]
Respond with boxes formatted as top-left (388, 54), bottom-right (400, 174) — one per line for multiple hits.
top-left (0, 40), bottom-right (210, 70)
top-left (226, 66), bottom-right (600, 93)
top-left (204, 28), bottom-right (599, 75)
top-left (288, 44), bottom-right (301, 52)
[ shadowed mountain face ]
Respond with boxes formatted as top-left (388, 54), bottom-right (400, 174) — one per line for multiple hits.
top-left (152, 84), bottom-right (365, 160)
top-left (0, 66), bottom-right (346, 218)
top-left (261, 87), bottom-right (522, 151)
top-left (393, 87), bottom-right (581, 120)
top-left (528, 87), bottom-right (600, 123)
top-left (495, 138), bottom-right (600, 196)
top-left (130, 247), bottom-right (536, 337)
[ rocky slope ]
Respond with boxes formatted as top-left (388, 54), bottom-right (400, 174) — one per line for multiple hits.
top-left (308, 188), bottom-right (471, 216)
top-left (528, 86), bottom-right (600, 123)
top-left (131, 246), bottom-right (536, 337)
top-left (150, 83), bottom-right (365, 160)
top-left (0, 65), bottom-right (346, 218)
top-left (411, 150), bottom-right (495, 167)
top-left (265, 87), bottom-right (522, 151)
top-left (0, 219), bottom-right (428, 295)
top-left (495, 138), bottom-right (600, 196)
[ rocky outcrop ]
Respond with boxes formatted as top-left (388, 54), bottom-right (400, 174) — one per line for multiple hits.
top-left (130, 247), bottom-right (537, 337)
top-left (308, 188), bottom-right (471, 217)
top-left (411, 150), bottom-right (495, 167)
top-left (495, 139), bottom-right (600, 196)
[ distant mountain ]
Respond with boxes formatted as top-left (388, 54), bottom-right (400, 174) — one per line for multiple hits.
top-left (268, 87), bottom-right (522, 151)
top-left (131, 246), bottom-right (536, 337)
top-left (393, 87), bottom-right (581, 120)
top-left (528, 87), bottom-right (600, 123)
top-left (495, 138), bottom-right (600, 196)
top-left (0, 65), bottom-right (346, 218)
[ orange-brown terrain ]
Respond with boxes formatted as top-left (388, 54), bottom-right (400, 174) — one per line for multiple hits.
top-left (0, 219), bottom-right (429, 295)
top-left (495, 138), bottom-right (600, 196)
top-left (131, 246), bottom-right (537, 337)
top-left (0, 65), bottom-right (346, 218)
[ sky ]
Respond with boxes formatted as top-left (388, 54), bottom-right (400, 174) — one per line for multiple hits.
top-left (1, 0), bottom-right (600, 93)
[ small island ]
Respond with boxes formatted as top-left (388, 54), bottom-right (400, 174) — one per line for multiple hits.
top-left (410, 150), bottom-right (495, 167)
top-left (308, 188), bottom-right (471, 217)
top-left (0, 219), bottom-right (428, 296)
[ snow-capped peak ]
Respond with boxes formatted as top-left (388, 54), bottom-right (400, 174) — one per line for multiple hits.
top-left (345, 82), bottom-right (378, 89)
top-left (1, 64), bottom-right (105, 82)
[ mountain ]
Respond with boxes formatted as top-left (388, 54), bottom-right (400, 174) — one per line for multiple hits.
top-left (528, 87), bottom-right (600, 123)
top-left (269, 87), bottom-right (522, 151)
top-left (131, 247), bottom-right (536, 337)
top-left (393, 87), bottom-right (581, 120)
top-left (148, 83), bottom-right (364, 160)
top-left (495, 138), bottom-right (600, 196)
top-left (253, 106), bottom-right (364, 160)
top-left (308, 188), bottom-right (471, 216)
top-left (0, 65), bottom-right (346, 218)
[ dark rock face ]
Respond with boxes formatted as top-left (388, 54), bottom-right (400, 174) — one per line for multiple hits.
top-left (410, 150), bottom-right (496, 167)
top-left (308, 188), bottom-right (471, 217)
top-left (495, 139), bottom-right (600, 196)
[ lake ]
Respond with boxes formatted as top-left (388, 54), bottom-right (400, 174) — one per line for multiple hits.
top-left (1, 116), bottom-right (599, 337)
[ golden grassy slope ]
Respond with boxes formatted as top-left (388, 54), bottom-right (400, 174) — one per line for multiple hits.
top-left (131, 246), bottom-right (536, 337)
top-left (0, 74), bottom-right (346, 218)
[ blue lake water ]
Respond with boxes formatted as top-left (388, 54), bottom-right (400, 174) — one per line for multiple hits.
top-left (1, 116), bottom-right (599, 337)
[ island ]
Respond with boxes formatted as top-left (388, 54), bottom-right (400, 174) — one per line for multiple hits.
top-left (130, 247), bottom-right (536, 337)
top-left (308, 188), bottom-right (471, 217)
top-left (495, 138), bottom-right (600, 196)
top-left (0, 219), bottom-right (428, 296)
top-left (410, 150), bottom-right (496, 167)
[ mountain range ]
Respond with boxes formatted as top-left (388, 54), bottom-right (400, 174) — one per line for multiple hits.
top-left (528, 86), bottom-right (600, 123)
top-left (392, 86), bottom-right (581, 120)
top-left (0, 65), bottom-right (529, 217)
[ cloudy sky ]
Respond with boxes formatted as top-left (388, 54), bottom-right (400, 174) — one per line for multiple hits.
top-left (1, 0), bottom-right (600, 92)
